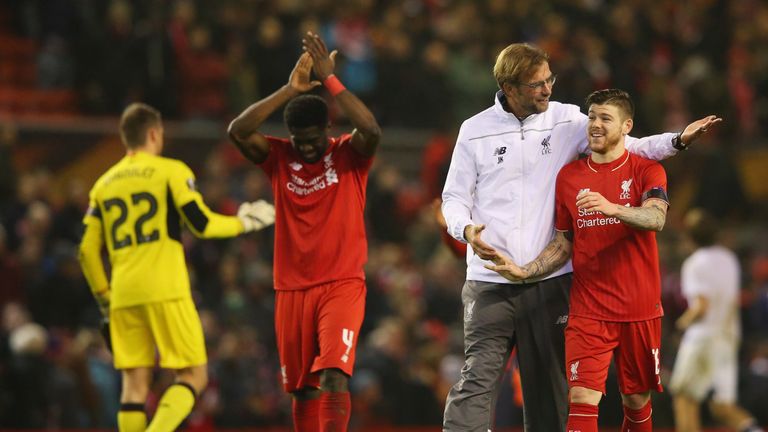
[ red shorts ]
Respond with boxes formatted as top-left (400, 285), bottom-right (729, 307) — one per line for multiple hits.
top-left (274, 278), bottom-right (366, 393)
top-left (565, 315), bottom-right (663, 395)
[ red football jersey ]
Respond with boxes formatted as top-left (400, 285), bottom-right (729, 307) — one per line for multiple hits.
top-left (555, 150), bottom-right (667, 321)
top-left (260, 134), bottom-right (372, 290)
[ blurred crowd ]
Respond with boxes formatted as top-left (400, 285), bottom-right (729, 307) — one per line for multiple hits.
top-left (1, 0), bottom-right (768, 429)
top-left (4, 0), bottom-right (768, 139)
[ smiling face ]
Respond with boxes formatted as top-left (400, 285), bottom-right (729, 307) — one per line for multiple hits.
top-left (503, 62), bottom-right (554, 118)
top-left (289, 125), bottom-right (328, 163)
top-left (587, 103), bottom-right (633, 155)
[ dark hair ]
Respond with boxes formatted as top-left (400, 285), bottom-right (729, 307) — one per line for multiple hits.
top-left (284, 95), bottom-right (328, 130)
top-left (119, 103), bottom-right (162, 149)
top-left (585, 89), bottom-right (635, 119)
top-left (684, 208), bottom-right (718, 247)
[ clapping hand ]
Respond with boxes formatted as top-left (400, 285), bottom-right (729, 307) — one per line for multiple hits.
top-left (302, 31), bottom-right (337, 81)
top-left (288, 52), bottom-right (322, 93)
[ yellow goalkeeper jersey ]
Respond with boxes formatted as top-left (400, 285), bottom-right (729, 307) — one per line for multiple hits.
top-left (79, 151), bottom-right (244, 309)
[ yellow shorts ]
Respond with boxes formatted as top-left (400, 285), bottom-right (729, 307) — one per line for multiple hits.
top-left (110, 298), bottom-right (207, 370)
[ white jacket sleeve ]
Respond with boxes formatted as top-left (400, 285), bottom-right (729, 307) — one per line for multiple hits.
top-left (572, 110), bottom-right (591, 154)
top-left (624, 132), bottom-right (679, 160)
top-left (441, 125), bottom-right (476, 243)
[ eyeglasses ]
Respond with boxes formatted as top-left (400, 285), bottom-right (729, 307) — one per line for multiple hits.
top-left (518, 74), bottom-right (557, 91)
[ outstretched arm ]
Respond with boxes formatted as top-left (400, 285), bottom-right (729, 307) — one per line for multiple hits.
top-left (678, 115), bottom-right (723, 147)
top-left (485, 231), bottom-right (573, 282)
top-left (302, 32), bottom-right (381, 157)
top-left (228, 53), bottom-right (320, 163)
top-left (624, 115), bottom-right (723, 161)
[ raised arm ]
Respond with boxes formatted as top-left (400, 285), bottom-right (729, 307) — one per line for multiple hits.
top-left (485, 231), bottom-right (573, 282)
top-left (302, 32), bottom-right (381, 157)
top-left (228, 53), bottom-right (320, 163)
top-left (624, 115), bottom-right (723, 161)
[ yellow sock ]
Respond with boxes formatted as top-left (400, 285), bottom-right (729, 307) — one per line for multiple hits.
top-left (118, 404), bottom-right (146, 432)
top-left (146, 383), bottom-right (197, 432)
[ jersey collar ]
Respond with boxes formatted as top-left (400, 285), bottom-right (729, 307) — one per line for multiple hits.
top-left (587, 149), bottom-right (630, 172)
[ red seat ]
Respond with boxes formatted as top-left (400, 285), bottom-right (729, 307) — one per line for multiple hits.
top-left (0, 61), bottom-right (37, 86)
top-left (0, 35), bottom-right (38, 60)
top-left (0, 86), bottom-right (77, 115)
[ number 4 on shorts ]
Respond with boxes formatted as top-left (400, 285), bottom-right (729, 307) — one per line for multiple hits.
top-left (341, 328), bottom-right (354, 363)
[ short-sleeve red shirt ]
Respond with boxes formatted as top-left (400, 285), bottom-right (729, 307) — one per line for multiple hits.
top-left (555, 150), bottom-right (667, 321)
top-left (260, 134), bottom-right (372, 290)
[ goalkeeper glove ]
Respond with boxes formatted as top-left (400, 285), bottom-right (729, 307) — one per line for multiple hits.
top-left (93, 289), bottom-right (110, 318)
top-left (238, 200), bottom-right (276, 233)
top-left (92, 290), bottom-right (112, 352)
top-left (100, 317), bottom-right (112, 353)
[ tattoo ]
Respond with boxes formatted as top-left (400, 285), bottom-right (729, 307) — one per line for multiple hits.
top-left (615, 199), bottom-right (668, 231)
top-left (521, 232), bottom-right (573, 279)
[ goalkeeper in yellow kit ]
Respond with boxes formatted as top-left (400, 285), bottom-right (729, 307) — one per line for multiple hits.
top-left (78, 102), bottom-right (275, 432)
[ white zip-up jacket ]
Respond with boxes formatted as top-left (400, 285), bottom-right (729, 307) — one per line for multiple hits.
top-left (442, 91), bottom-right (679, 284)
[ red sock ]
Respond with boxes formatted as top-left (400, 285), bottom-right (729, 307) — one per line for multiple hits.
top-left (567, 402), bottom-right (599, 432)
top-left (319, 391), bottom-right (350, 432)
top-left (622, 401), bottom-right (652, 432)
top-left (292, 398), bottom-right (320, 432)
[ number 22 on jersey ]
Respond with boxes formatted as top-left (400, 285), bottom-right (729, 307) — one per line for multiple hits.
top-left (102, 191), bottom-right (161, 250)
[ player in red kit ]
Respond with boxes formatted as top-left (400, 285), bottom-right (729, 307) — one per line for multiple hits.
top-left (486, 89), bottom-right (689, 432)
top-left (227, 32), bottom-right (381, 432)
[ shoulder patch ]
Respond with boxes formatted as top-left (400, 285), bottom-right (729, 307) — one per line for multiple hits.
top-left (86, 205), bottom-right (101, 218)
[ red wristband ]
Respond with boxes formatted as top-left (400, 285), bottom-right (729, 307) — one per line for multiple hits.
top-left (323, 74), bottom-right (346, 97)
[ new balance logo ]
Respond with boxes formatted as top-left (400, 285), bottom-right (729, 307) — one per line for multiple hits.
top-left (493, 146), bottom-right (506, 164)
top-left (555, 315), bottom-right (568, 325)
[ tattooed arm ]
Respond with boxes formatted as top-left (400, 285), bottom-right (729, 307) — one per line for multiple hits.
top-left (612, 200), bottom-right (668, 231)
top-left (576, 190), bottom-right (668, 232)
top-left (485, 231), bottom-right (573, 282)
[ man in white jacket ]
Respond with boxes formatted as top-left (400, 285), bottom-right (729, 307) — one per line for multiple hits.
top-left (441, 43), bottom-right (721, 432)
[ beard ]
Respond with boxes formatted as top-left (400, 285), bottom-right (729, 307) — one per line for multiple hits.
top-left (588, 132), bottom-right (622, 154)
top-left (523, 97), bottom-right (549, 115)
